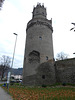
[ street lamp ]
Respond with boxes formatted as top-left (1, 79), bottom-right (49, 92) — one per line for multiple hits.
top-left (7, 33), bottom-right (18, 90)
top-left (11, 33), bottom-right (18, 69)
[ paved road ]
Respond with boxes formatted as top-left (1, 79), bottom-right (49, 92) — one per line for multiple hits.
top-left (0, 87), bottom-right (13, 100)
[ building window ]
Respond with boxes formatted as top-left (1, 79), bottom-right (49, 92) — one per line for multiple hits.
top-left (46, 56), bottom-right (48, 60)
top-left (42, 75), bottom-right (45, 79)
top-left (39, 36), bottom-right (42, 40)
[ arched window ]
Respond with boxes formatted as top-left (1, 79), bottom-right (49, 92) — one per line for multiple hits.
top-left (28, 50), bottom-right (40, 63)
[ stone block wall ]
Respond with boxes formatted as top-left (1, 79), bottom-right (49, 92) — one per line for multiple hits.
top-left (55, 58), bottom-right (75, 84)
top-left (36, 61), bottom-right (56, 85)
top-left (23, 61), bottom-right (56, 86)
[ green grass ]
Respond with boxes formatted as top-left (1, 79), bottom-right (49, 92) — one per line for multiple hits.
top-left (0, 83), bottom-right (75, 100)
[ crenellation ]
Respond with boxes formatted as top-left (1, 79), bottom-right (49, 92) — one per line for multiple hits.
top-left (26, 19), bottom-right (53, 31)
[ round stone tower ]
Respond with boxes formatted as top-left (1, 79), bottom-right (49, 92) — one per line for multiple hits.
top-left (23, 3), bottom-right (54, 85)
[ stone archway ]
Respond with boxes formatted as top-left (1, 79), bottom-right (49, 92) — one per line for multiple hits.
top-left (28, 50), bottom-right (40, 63)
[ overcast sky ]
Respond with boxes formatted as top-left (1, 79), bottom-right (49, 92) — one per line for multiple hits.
top-left (0, 0), bottom-right (75, 68)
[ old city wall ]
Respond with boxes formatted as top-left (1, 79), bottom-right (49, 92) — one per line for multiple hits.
top-left (55, 58), bottom-right (75, 84)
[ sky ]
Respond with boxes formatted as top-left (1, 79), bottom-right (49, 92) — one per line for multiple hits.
top-left (0, 0), bottom-right (75, 68)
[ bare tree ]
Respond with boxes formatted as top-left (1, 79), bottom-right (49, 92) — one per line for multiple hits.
top-left (0, 0), bottom-right (5, 9)
top-left (70, 23), bottom-right (75, 32)
top-left (0, 55), bottom-right (11, 80)
top-left (56, 52), bottom-right (69, 61)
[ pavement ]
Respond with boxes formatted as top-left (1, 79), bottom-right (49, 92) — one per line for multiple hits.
top-left (0, 87), bottom-right (13, 100)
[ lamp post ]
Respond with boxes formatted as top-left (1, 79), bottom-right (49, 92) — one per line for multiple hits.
top-left (7, 33), bottom-right (18, 90)
top-left (11, 33), bottom-right (18, 69)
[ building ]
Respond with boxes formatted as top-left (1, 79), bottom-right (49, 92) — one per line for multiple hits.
top-left (23, 3), bottom-right (55, 85)
top-left (23, 3), bottom-right (75, 86)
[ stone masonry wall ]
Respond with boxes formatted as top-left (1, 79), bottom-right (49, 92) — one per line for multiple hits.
top-left (36, 61), bottom-right (56, 85)
top-left (23, 61), bottom-right (56, 86)
top-left (55, 58), bottom-right (75, 84)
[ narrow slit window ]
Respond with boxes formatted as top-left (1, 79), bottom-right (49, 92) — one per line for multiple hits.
top-left (46, 56), bottom-right (48, 60)
top-left (39, 36), bottom-right (42, 40)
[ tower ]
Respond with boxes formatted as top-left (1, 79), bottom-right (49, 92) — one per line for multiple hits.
top-left (23, 3), bottom-right (54, 85)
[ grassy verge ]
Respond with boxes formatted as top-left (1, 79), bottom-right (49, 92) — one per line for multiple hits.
top-left (0, 83), bottom-right (75, 100)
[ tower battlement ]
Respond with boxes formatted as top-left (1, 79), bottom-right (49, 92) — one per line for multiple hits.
top-left (27, 3), bottom-right (53, 31)
top-left (26, 18), bottom-right (53, 32)
top-left (32, 3), bottom-right (47, 19)
top-left (26, 3), bottom-right (53, 31)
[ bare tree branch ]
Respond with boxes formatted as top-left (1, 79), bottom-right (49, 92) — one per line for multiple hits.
top-left (0, 55), bottom-right (11, 80)
top-left (56, 52), bottom-right (69, 61)
top-left (71, 23), bottom-right (75, 26)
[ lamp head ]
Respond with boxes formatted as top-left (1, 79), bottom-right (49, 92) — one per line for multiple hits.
top-left (13, 33), bottom-right (17, 35)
